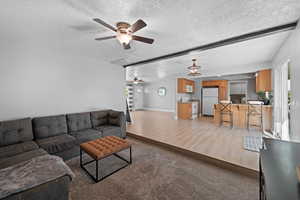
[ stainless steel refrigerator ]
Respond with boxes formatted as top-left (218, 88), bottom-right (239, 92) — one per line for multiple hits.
top-left (202, 87), bottom-right (219, 116)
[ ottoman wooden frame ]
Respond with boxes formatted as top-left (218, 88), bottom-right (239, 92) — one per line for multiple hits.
top-left (80, 136), bottom-right (132, 183)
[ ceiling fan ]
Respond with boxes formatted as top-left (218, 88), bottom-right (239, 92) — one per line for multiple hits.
top-left (93, 18), bottom-right (154, 49)
top-left (127, 77), bottom-right (145, 84)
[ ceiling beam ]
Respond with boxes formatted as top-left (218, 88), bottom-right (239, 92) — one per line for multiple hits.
top-left (123, 21), bottom-right (298, 68)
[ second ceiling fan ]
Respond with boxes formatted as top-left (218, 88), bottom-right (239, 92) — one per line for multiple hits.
top-left (93, 18), bottom-right (154, 49)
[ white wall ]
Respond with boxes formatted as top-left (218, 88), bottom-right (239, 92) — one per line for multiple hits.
top-left (143, 78), bottom-right (176, 112)
top-left (0, 1), bottom-right (126, 121)
top-left (272, 23), bottom-right (300, 141)
top-left (0, 39), bottom-right (125, 121)
top-left (247, 79), bottom-right (258, 100)
top-left (133, 84), bottom-right (144, 110)
top-left (192, 79), bottom-right (202, 101)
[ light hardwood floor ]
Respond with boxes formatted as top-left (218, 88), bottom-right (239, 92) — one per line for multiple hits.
top-left (127, 110), bottom-right (260, 172)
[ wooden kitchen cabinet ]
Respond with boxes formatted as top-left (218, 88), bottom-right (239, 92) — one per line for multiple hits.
top-left (191, 80), bottom-right (195, 92)
top-left (202, 80), bottom-right (227, 87)
top-left (256, 69), bottom-right (272, 92)
top-left (177, 78), bottom-right (195, 93)
top-left (219, 86), bottom-right (227, 101)
top-left (202, 80), bottom-right (219, 87)
top-left (202, 80), bottom-right (228, 101)
top-left (177, 102), bottom-right (192, 119)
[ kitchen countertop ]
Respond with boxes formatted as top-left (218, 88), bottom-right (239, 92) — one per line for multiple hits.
top-left (178, 101), bottom-right (199, 104)
top-left (215, 103), bottom-right (272, 107)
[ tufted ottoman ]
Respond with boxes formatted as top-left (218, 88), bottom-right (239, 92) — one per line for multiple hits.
top-left (79, 136), bottom-right (132, 182)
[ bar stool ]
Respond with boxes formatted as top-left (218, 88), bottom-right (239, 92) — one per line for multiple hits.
top-left (247, 101), bottom-right (264, 131)
top-left (219, 100), bottom-right (233, 129)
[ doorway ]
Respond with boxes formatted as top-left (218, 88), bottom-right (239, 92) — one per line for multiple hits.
top-left (274, 60), bottom-right (290, 140)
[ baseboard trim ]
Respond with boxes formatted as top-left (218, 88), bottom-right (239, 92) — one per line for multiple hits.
top-left (140, 107), bottom-right (175, 113)
top-left (127, 132), bottom-right (258, 178)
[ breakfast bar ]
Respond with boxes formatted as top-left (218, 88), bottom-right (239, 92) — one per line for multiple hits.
top-left (214, 104), bottom-right (272, 131)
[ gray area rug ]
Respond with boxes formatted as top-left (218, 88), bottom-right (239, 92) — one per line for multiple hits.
top-left (67, 138), bottom-right (258, 200)
top-left (243, 136), bottom-right (263, 152)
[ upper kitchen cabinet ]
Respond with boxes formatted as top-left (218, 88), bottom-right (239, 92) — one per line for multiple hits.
top-left (202, 80), bottom-right (228, 101)
top-left (256, 69), bottom-right (272, 92)
top-left (202, 80), bottom-right (227, 87)
top-left (177, 78), bottom-right (195, 93)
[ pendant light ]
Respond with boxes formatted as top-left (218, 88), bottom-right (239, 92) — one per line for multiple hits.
top-left (187, 59), bottom-right (201, 76)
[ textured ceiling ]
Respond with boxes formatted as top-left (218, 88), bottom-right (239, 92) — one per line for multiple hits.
top-left (61, 0), bottom-right (300, 65)
top-left (0, 0), bottom-right (299, 81)
top-left (126, 30), bottom-right (292, 81)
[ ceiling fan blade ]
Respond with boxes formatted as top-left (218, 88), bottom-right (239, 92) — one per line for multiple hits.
top-left (93, 18), bottom-right (117, 32)
top-left (132, 35), bottom-right (154, 44)
top-left (95, 36), bottom-right (116, 41)
top-left (123, 43), bottom-right (131, 50)
top-left (130, 19), bottom-right (147, 33)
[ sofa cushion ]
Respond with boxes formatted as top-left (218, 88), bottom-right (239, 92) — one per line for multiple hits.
top-left (90, 110), bottom-right (110, 128)
top-left (54, 146), bottom-right (79, 161)
top-left (95, 125), bottom-right (122, 138)
top-left (67, 112), bottom-right (92, 132)
top-left (70, 129), bottom-right (102, 144)
top-left (0, 141), bottom-right (39, 159)
top-left (1, 129), bottom-right (20, 146)
top-left (108, 111), bottom-right (123, 126)
top-left (36, 134), bottom-right (76, 154)
top-left (0, 148), bottom-right (48, 170)
top-left (0, 118), bottom-right (33, 147)
top-left (32, 115), bottom-right (68, 140)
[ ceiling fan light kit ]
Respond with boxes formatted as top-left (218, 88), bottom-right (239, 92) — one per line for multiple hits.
top-left (93, 18), bottom-right (154, 49)
top-left (116, 22), bottom-right (132, 45)
top-left (117, 33), bottom-right (132, 45)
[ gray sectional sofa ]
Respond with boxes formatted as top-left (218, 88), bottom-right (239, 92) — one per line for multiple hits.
top-left (67, 112), bottom-right (102, 144)
top-left (0, 110), bottom-right (126, 200)
top-left (91, 110), bottom-right (126, 138)
top-left (0, 118), bottom-right (48, 170)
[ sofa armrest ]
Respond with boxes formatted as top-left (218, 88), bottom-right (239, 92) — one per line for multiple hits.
top-left (107, 110), bottom-right (126, 138)
top-left (3, 175), bottom-right (71, 200)
top-left (118, 112), bottom-right (126, 138)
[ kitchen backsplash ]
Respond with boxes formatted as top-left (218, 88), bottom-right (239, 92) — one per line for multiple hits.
top-left (177, 93), bottom-right (193, 102)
